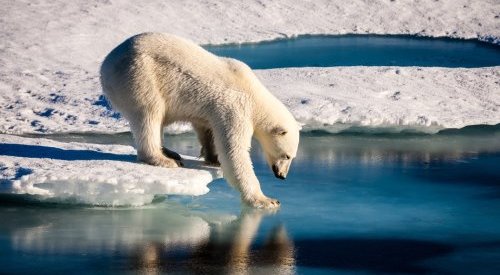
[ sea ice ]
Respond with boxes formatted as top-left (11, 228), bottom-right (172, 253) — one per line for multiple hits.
top-left (257, 67), bottom-right (500, 133)
top-left (0, 134), bottom-right (221, 206)
top-left (0, 0), bottom-right (498, 134)
top-left (1, 66), bottom-right (497, 135)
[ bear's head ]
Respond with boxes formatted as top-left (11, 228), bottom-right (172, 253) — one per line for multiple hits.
top-left (258, 123), bottom-right (300, 180)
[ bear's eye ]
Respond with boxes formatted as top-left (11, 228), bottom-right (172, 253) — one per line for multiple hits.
top-left (284, 154), bottom-right (291, 160)
top-left (271, 127), bottom-right (287, 136)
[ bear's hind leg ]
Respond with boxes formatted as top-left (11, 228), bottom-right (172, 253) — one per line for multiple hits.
top-left (193, 124), bottom-right (220, 166)
top-left (131, 112), bottom-right (180, 168)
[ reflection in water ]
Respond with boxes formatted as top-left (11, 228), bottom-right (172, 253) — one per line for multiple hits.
top-left (128, 209), bottom-right (295, 274)
top-left (293, 131), bottom-right (500, 167)
top-left (27, 128), bottom-right (500, 169)
top-left (1, 204), bottom-right (294, 274)
top-left (188, 209), bottom-right (294, 275)
top-left (6, 205), bottom-right (212, 254)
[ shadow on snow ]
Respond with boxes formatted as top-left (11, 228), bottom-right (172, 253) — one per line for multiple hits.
top-left (0, 143), bottom-right (136, 162)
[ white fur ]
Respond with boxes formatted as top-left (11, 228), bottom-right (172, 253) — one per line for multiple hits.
top-left (100, 33), bottom-right (300, 208)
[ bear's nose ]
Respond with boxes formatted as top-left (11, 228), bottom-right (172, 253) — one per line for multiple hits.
top-left (272, 164), bottom-right (286, 180)
top-left (271, 164), bottom-right (285, 180)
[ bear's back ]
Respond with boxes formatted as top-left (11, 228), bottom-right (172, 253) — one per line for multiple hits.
top-left (101, 33), bottom-right (268, 102)
top-left (132, 33), bottom-right (221, 72)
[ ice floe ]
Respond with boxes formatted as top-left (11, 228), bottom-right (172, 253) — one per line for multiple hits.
top-left (0, 134), bottom-right (221, 206)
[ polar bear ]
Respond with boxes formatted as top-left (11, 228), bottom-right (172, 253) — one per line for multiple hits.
top-left (100, 33), bottom-right (300, 208)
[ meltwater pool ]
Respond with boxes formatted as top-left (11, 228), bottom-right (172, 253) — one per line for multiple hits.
top-left (205, 35), bottom-right (500, 68)
top-left (1, 130), bottom-right (499, 274)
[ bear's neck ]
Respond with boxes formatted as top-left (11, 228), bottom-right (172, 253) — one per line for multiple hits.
top-left (251, 89), bottom-right (287, 136)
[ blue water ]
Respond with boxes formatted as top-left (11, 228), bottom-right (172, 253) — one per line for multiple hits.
top-left (204, 35), bottom-right (500, 68)
top-left (1, 131), bottom-right (500, 274)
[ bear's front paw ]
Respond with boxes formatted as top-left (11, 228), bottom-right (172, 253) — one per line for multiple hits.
top-left (244, 195), bottom-right (280, 209)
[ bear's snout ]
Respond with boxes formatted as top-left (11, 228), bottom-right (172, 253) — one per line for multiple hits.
top-left (272, 164), bottom-right (286, 180)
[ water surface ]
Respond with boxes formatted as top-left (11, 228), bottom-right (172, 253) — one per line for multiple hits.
top-left (204, 35), bottom-right (500, 68)
top-left (1, 131), bottom-right (500, 274)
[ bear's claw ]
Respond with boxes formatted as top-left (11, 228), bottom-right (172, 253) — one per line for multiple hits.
top-left (244, 195), bottom-right (281, 209)
top-left (162, 147), bottom-right (182, 160)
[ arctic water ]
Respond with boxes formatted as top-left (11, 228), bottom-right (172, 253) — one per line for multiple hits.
top-left (1, 129), bottom-right (500, 274)
top-left (205, 35), bottom-right (500, 68)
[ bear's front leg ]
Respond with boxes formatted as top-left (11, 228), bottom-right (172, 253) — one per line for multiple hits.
top-left (211, 115), bottom-right (280, 209)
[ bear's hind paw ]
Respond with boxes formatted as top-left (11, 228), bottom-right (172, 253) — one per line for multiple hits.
top-left (204, 159), bottom-right (220, 167)
top-left (140, 155), bottom-right (181, 168)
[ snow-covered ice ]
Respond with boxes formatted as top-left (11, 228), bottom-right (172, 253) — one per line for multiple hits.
top-left (0, 134), bottom-right (221, 206)
top-left (0, 0), bottom-right (499, 134)
top-left (257, 67), bottom-right (500, 132)
top-left (1, 66), bottom-right (498, 135)
top-left (2, 0), bottom-right (498, 73)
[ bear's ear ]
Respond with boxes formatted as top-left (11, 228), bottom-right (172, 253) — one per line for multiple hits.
top-left (271, 126), bottom-right (287, 136)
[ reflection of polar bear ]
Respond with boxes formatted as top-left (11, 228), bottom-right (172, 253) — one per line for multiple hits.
top-left (100, 33), bottom-right (299, 208)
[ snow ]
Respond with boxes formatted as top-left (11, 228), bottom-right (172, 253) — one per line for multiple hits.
top-left (2, 1), bottom-right (498, 73)
top-left (257, 67), bottom-right (500, 133)
top-left (1, 66), bottom-right (498, 135)
top-left (0, 134), bottom-right (221, 206)
top-left (1, 0), bottom-right (498, 134)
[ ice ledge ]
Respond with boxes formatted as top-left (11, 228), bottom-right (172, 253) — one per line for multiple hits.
top-left (256, 66), bottom-right (500, 133)
top-left (0, 134), bottom-right (221, 206)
